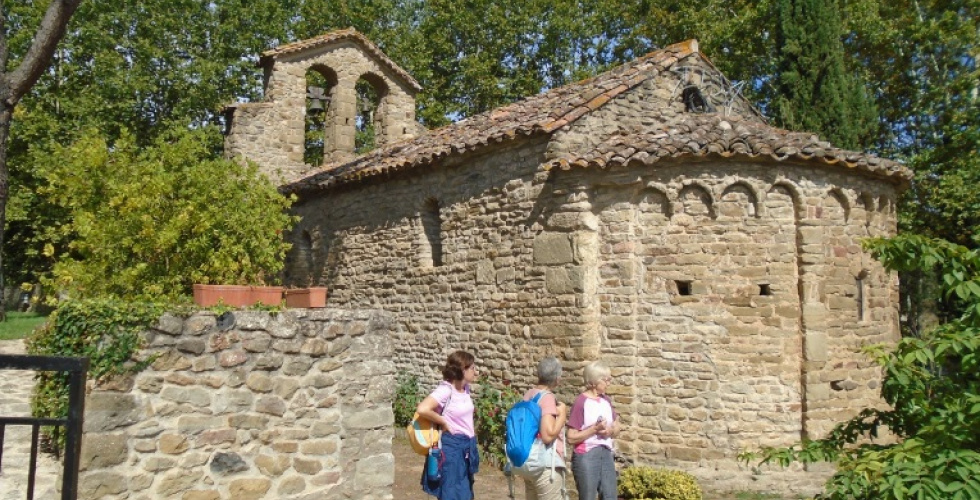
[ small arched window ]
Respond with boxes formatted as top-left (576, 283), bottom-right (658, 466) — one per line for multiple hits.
top-left (305, 67), bottom-right (338, 166)
top-left (355, 75), bottom-right (387, 154)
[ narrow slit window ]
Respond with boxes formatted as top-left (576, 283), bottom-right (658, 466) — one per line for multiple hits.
top-left (856, 276), bottom-right (865, 320)
top-left (421, 198), bottom-right (443, 267)
top-left (676, 280), bottom-right (692, 296)
top-left (759, 284), bottom-right (771, 296)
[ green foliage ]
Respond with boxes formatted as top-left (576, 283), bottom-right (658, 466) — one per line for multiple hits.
top-left (25, 299), bottom-right (166, 423)
top-left (741, 234), bottom-right (980, 500)
top-left (844, 0), bottom-right (979, 246)
top-left (35, 125), bottom-right (297, 301)
top-left (393, 372), bottom-right (423, 427)
top-left (0, 312), bottom-right (48, 341)
top-left (771, 0), bottom-right (878, 150)
top-left (618, 466), bottom-right (704, 500)
top-left (473, 382), bottom-right (522, 468)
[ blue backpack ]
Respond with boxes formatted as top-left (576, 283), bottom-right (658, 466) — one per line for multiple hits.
top-left (505, 391), bottom-right (547, 467)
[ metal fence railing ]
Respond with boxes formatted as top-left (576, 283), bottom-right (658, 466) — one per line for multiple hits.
top-left (0, 355), bottom-right (88, 500)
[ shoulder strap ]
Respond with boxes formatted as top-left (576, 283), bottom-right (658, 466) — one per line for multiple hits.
top-left (530, 389), bottom-right (551, 404)
top-left (439, 388), bottom-right (453, 416)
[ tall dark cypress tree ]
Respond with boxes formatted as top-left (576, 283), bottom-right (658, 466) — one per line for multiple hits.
top-left (772, 0), bottom-right (878, 150)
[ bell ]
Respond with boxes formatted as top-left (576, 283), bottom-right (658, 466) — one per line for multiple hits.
top-left (307, 85), bottom-right (328, 114)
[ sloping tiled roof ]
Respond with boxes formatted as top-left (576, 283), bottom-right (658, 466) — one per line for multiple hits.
top-left (261, 28), bottom-right (422, 92)
top-left (281, 40), bottom-right (702, 194)
top-left (546, 114), bottom-right (912, 186)
top-left (281, 38), bottom-right (908, 194)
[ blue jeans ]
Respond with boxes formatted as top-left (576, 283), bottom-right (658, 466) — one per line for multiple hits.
top-left (571, 446), bottom-right (616, 500)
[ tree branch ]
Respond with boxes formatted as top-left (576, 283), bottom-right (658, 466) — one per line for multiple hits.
top-left (6, 0), bottom-right (83, 106)
top-left (0, 0), bottom-right (8, 72)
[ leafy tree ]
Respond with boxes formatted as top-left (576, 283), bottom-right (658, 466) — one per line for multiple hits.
top-left (37, 125), bottom-right (296, 302)
top-left (743, 234), bottom-right (980, 499)
top-left (770, 0), bottom-right (878, 149)
top-left (385, 0), bottom-right (640, 126)
top-left (3, 0), bottom-right (297, 293)
top-left (0, 0), bottom-right (84, 318)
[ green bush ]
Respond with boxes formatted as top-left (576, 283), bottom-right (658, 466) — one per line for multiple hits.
top-left (25, 299), bottom-right (167, 430)
top-left (473, 383), bottom-right (522, 468)
top-left (618, 466), bottom-right (703, 500)
top-left (393, 372), bottom-right (423, 427)
top-left (37, 125), bottom-right (297, 302)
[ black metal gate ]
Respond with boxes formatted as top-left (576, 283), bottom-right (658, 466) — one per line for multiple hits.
top-left (0, 355), bottom-right (88, 500)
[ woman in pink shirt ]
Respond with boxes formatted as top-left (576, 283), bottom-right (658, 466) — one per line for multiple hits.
top-left (566, 361), bottom-right (619, 500)
top-left (417, 351), bottom-right (480, 500)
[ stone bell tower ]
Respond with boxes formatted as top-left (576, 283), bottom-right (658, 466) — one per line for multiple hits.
top-left (223, 28), bottom-right (422, 183)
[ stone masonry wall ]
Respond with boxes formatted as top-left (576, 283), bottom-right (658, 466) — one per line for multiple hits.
top-left (226, 41), bottom-right (418, 183)
top-left (78, 309), bottom-right (395, 500)
top-left (285, 134), bottom-right (900, 494)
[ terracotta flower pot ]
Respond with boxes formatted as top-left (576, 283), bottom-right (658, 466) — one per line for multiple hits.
top-left (193, 284), bottom-right (283, 307)
top-left (248, 286), bottom-right (285, 307)
top-left (284, 287), bottom-right (328, 308)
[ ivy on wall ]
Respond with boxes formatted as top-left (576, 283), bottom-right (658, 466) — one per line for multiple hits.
top-left (25, 299), bottom-right (170, 423)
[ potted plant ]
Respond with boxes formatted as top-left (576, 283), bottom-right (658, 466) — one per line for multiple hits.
top-left (284, 286), bottom-right (327, 308)
top-left (193, 270), bottom-right (286, 308)
top-left (193, 284), bottom-right (284, 307)
top-left (283, 274), bottom-right (327, 308)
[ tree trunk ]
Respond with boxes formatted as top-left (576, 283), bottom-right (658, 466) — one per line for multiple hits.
top-left (0, 0), bottom-right (84, 321)
top-left (0, 104), bottom-right (10, 322)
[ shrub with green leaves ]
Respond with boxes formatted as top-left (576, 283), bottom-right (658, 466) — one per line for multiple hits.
top-left (394, 372), bottom-right (423, 427)
top-left (473, 383), bottom-right (522, 468)
top-left (619, 466), bottom-right (703, 500)
top-left (25, 299), bottom-right (167, 424)
top-left (37, 125), bottom-right (297, 302)
top-left (742, 234), bottom-right (980, 500)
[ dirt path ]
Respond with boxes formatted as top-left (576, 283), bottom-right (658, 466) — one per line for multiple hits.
top-left (392, 432), bottom-right (530, 500)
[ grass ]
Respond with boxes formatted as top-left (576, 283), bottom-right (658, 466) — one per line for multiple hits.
top-left (0, 311), bottom-right (48, 341)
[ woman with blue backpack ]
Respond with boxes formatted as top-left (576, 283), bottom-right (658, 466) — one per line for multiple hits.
top-left (517, 356), bottom-right (569, 500)
top-left (567, 361), bottom-right (619, 500)
top-left (416, 350), bottom-right (481, 500)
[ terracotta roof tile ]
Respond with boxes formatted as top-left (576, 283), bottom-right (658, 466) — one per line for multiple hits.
top-left (261, 28), bottom-right (422, 92)
top-left (282, 40), bottom-right (700, 194)
top-left (545, 114), bottom-right (912, 187)
top-left (280, 38), bottom-right (906, 194)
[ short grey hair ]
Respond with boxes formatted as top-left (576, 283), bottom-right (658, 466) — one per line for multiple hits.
top-left (536, 357), bottom-right (563, 387)
top-left (583, 361), bottom-right (611, 387)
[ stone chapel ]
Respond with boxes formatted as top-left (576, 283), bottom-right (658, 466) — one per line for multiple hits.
top-left (224, 28), bottom-right (910, 490)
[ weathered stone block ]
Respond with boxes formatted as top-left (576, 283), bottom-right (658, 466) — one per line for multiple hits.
top-left (156, 469), bottom-right (204, 497)
top-left (533, 233), bottom-right (574, 264)
top-left (80, 433), bottom-right (128, 470)
top-left (805, 331), bottom-right (829, 362)
top-left (300, 438), bottom-right (340, 455)
top-left (256, 395), bottom-right (287, 416)
top-left (545, 266), bottom-right (586, 294)
top-left (476, 259), bottom-right (494, 284)
top-left (354, 454), bottom-right (394, 490)
top-left (210, 452), bottom-right (249, 475)
top-left (228, 478), bottom-right (272, 500)
top-left (84, 393), bottom-right (140, 432)
top-left (159, 434), bottom-right (190, 455)
top-left (79, 471), bottom-right (128, 498)
top-left (255, 454), bottom-right (291, 476)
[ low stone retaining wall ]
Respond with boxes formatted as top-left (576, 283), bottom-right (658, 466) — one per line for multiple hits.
top-left (78, 308), bottom-right (395, 500)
